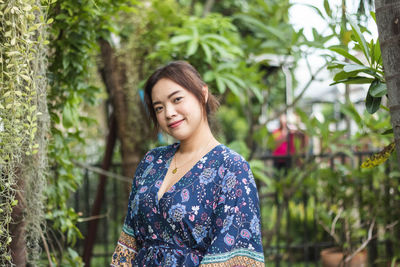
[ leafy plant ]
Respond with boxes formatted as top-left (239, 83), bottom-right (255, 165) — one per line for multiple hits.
top-left (329, 14), bottom-right (384, 114)
top-left (0, 0), bottom-right (50, 264)
top-left (45, 0), bottom-right (138, 264)
top-left (328, 12), bottom-right (394, 168)
top-left (151, 12), bottom-right (263, 101)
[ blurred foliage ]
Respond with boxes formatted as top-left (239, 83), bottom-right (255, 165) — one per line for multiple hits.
top-left (45, 0), bottom-right (138, 265)
top-left (9, 0), bottom-right (397, 264)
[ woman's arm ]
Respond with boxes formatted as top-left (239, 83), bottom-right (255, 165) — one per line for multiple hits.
top-left (200, 159), bottom-right (265, 266)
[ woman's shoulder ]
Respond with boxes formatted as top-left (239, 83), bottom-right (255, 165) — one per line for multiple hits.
top-left (217, 144), bottom-right (257, 190)
top-left (218, 144), bottom-right (250, 170)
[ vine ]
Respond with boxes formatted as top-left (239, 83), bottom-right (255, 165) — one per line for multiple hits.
top-left (0, 0), bottom-right (49, 265)
top-left (45, 0), bottom-right (101, 264)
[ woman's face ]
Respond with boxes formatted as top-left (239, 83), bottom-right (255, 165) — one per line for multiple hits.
top-left (151, 78), bottom-right (206, 141)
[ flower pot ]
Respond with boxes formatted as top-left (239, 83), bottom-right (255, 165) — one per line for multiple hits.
top-left (321, 247), bottom-right (368, 267)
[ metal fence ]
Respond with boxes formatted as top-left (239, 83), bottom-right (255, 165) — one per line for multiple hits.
top-left (72, 151), bottom-right (399, 266)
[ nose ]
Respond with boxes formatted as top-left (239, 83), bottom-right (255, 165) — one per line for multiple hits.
top-left (164, 103), bottom-right (177, 119)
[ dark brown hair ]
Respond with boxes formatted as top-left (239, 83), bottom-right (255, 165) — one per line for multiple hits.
top-left (144, 61), bottom-right (219, 128)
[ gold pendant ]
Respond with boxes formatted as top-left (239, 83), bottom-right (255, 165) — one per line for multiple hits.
top-left (172, 168), bottom-right (177, 174)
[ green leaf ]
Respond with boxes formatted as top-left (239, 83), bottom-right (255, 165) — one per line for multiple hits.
top-left (369, 79), bottom-right (387, 97)
top-left (234, 14), bottom-right (286, 42)
top-left (55, 13), bottom-right (68, 20)
top-left (347, 15), bottom-right (370, 63)
top-left (248, 85), bottom-right (263, 103)
top-left (374, 38), bottom-right (382, 65)
top-left (62, 104), bottom-right (76, 128)
top-left (191, 25), bottom-right (199, 40)
top-left (222, 77), bottom-right (241, 96)
top-left (312, 28), bottom-right (319, 41)
top-left (202, 34), bottom-right (230, 45)
top-left (20, 74), bottom-right (31, 82)
top-left (329, 46), bottom-right (364, 65)
top-left (343, 64), bottom-right (369, 73)
top-left (370, 11), bottom-right (376, 23)
top-left (366, 91), bottom-right (382, 114)
top-left (382, 128), bottom-right (393, 135)
top-left (250, 160), bottom-right (272, 186)
top-left (323, 0), bottom-right (332, 17)
top-left (330, 77), bottom-right (374, 85)
top-left (330, 60), bottom-right (347, 67)
top-left (341, 103), bottom-right (362, 127)
top-left (186, 39), bottom-right (198, 57)
top-left (203, 71), bottom-right (214, 82)
top-left (207, 41), bottom-right (232, 59)
top-left (333, 70), bottom-right (357, 81)
top-left (11, 199), bottom-right (18, 206)
top-left (215, 76), bottom-right (226, 93)
top-left (224, 73), bottom-right (246, 88)
top-left (200, 43), bottom-right (212, 62)
top-left (260, 40), bottom-right (281, 49)
top-left (370, 39), bottom-right (375, 66)
top-left (263, 25), bottom-right (287, 42)
top-left (170, 35), bottom-right (191, 44)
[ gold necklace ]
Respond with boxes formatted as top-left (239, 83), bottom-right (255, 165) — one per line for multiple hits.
top-left (172, 139), bottom-right (213, 174)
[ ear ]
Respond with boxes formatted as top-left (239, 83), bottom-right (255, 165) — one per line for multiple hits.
top-left (202, 85), bottom-right (209, 103)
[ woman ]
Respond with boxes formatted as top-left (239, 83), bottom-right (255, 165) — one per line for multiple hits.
top-left (111, 61), bottom-right (265, 266)
top-left (272, 114), bottom-right (294, 171)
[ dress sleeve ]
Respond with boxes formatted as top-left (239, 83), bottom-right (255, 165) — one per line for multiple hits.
top-left (110, 154), bottom-right (147, 266)
top-left (200, 160), bottom-right (265, 266)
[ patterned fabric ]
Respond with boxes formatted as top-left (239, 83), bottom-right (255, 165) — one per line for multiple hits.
top-left (200, 248), bottom-right (265, 266)
top-left (111, 232), bottom-right (138, 266)
top-left (111, 143), bottom-right (265, 266)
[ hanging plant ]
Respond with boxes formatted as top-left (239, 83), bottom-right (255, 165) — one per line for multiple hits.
top-left (0, 0), bottom-right (50, 265)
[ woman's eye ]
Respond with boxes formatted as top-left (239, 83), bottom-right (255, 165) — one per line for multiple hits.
top-left (154, 106), bottom-right (163, 112)
top-left (174, 97), bottom-right (183, 103)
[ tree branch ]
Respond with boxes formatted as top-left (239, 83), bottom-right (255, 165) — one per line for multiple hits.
top-left (202, 0), bottom-right (215, 17)
top-left (72, 160), bottom-right (132, 183)
top-left (344, 219), bottom-right (375, 263)
top-left (40, 231), bottom-right (53, 267)
top-left (190, 0), bottom-right (197, 15)
top-left (344, 219), bottom-right (398, 263)
top-left (255, 62), bottom-right (328, 131)
top-left (331, 208), bottom-right (344, 239)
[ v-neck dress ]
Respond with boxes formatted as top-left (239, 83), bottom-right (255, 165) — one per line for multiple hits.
top-left (111, 143), bottom-right (265, 266)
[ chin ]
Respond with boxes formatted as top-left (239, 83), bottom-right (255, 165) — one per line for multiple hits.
top-left (168, 130), bottom-right (192, 141)
top-left (170, 133), bottom-right (190, 142)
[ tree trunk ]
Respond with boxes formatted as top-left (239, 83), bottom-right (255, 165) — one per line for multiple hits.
top-left (99, 39), bottom-right (138, 178)
top-left (375, 1), bottom-right (400, 167)
top-left (92, 38), bottom-right (156, 265)
top-left (10, 170), bottom-right (27, 267)
top-left (83, 37), bottom-right (156, 265)
top-left (82, 115), bottom-right (117, 266)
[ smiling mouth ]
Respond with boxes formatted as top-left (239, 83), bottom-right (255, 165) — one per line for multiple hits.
top-left (168, 119), bottom-right (184, 128)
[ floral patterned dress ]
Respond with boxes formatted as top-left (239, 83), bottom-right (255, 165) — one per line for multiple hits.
top-left (111, 143), bottom-right (265, 266)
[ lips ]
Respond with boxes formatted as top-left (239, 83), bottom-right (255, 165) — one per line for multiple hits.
top-left (168, 119), bottom-right (185, 128)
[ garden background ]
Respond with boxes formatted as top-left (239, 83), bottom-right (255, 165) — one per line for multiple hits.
top-left (1, 0), bottom-right (400, 266)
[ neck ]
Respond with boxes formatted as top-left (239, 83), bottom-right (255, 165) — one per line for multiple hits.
top-left (178, 120), bottom-right (218, 155)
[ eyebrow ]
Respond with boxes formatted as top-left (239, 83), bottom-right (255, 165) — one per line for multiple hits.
top-left (152, 90), bottom-right (182, 106)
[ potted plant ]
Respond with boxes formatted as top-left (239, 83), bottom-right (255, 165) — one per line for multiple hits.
top-left (317, 200), bottom-right (370, 267)
top-left (315, 161), bottom-right (395, 267)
